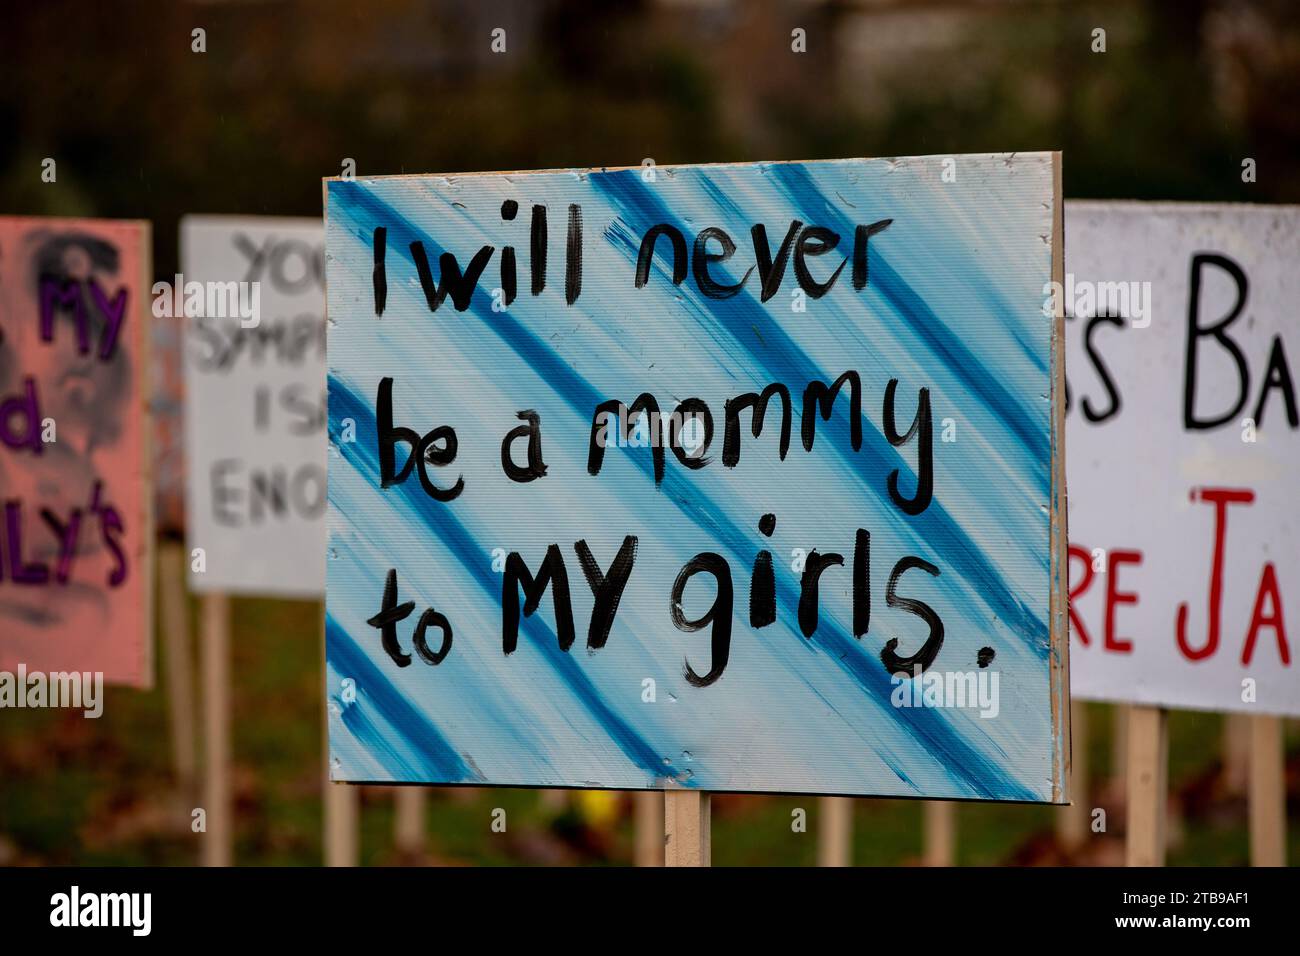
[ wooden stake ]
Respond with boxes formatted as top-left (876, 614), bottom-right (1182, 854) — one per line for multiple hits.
top-left (1248, 714), bottom-right (1286, 867)
top-left (159, 542), bottom-right (196, 795)
top-left (1125, 704), bottom-right (1168, 866)
top-left (394, 788), bottom-right (426, 856)
top-left (1056, 698), bottom-right (1089, 851)
top-left (1111, 704), bottom-right (1129, 794)
top-left (324, 783), bottom-right (359, 866)
top-left (634, 791), bottom-right (663, 866)
top-left (922, 801), bottom-right (955, 866)
top-left (321, 605), bottom-right (359, 867)
top-left (664, 790), bottom-right (710, 866)
top-left (817, 797), bottom-right (853, 866)
top-left (1223, 712), bottom-right (1250, 795)
top-left (200, 592), bottom-right (232, 867)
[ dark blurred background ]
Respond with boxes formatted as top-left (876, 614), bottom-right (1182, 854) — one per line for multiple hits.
top-left (1, 0), bottom-right (1297, 866)
top-left (4, 0), bottom-right (1298, 274)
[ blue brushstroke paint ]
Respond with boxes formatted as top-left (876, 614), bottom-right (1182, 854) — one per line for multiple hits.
top-left (329, 370), bottom-right (1032, 800)
top-left (327, 614), bottom-right (482, 782)
top-left (769, 162), bottom-right (1049, 456)
top-left (589, 171), bottom-right (1048, 650)
top-left (328, 380), bottom-right (687, 786)
top-left (329, 178), bottom-right (1045, 659)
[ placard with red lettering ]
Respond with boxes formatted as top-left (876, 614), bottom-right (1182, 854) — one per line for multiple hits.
top-left (0, 216), bottom-right (153, 687)
top-left (1065, 202), bottom-right (1297, 715)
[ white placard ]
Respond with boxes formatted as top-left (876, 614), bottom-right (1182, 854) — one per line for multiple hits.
top-left (181, 216), bottom-right (326, 597)
top-left (1065, 201), bottom-right (1298, 716)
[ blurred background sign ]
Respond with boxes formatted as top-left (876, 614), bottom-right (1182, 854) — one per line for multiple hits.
top-left (181, 216), bottom-right (327, 598)
top-left (1065, 202), bottom-right (1299, 717)
top-left (0, 216), bottom-right (153, 688)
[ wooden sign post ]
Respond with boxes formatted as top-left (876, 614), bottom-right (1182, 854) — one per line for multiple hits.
top-left (159, 540), bottom-right (197, 797)
top-left (817, 797), bottom-right (853, 867)
top-left (1112, 705), bottom-right (1129, 793)
top-left (322, 604), bottom-right (359, 867)
top-left (181, 216), bottom-right (333, 865)
top-left (150, 305), bottom-right (197, 801)
top-left (323, 785), bottom-right (359, 866)
top-left (923, 801), bottom-right (956, 866)
top-left (393, 788), bottom-right (426, 855)
top-left (1249, 714), bottom-right (1285, 866)
top-left (200, 592), bottom-right (232, 867)
top-left (1056, 697), bottom-right (1089, 851)
top-left (1124, 704), bottom-right (1168, 866)
top-left (634, 791), bottom-right (663, 866)
top-left (664, 791), bottom-right (710, 867)
top-left (320, 155), bottom-right (1069, 848)
top-left (1224, 712), bottom-right (1250, 794)
top-left (1065, 202), bottom-right (1300, 867)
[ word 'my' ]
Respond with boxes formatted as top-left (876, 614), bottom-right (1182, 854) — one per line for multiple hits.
top-left (39, 276), bottom-right (130, 359)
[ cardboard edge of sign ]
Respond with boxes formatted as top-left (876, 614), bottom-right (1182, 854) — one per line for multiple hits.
top-left (1067, 197), bottom-right (1300, 216)
top-left (137, 218), bottom-right (157, 692)
top-left (317, 154), bottom-right (1074, 805)
top-left (1048, 152), bottom-right (1071, 807)
top-left (318, 151), bottom-right (1057, 187)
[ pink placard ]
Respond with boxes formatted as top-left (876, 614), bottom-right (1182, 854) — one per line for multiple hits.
top-left (0, 216), bottom-right (153, 687)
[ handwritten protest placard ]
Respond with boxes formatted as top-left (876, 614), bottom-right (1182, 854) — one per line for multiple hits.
top-left (180, 216), bottom-right (326, 597)
top-left (0, 216), bottom-right (152, 687)
top-left (1066, 202), bottom-right (1299, 716)
top-left (324, 155), bottom-right (1068, 800)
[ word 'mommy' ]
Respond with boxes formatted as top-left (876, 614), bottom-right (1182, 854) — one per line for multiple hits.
top-left (377, 370), bottom-right (934, 512)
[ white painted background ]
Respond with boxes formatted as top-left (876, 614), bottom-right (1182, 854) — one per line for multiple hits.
top-left (182, 216), bottom-right (326, 597)
top-left (1066, 202), bottom-right (1299, 716)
